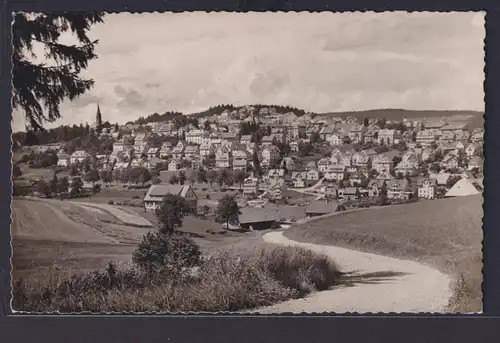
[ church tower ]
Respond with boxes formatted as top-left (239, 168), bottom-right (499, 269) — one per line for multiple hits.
top-left (96, 104), bottom-right (103, 128)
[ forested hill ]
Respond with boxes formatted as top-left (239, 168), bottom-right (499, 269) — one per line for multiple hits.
top-left (319, 109), bottom-right (483, 121)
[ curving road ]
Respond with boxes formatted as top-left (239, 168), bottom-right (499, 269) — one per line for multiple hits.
top-left (252, 231), bottom-right (452, 314)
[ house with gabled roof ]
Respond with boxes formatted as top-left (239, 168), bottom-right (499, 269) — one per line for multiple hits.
top-left (215, 147), bottom-right (231, 168)
top-left (57, 150), bottom-right (70, 167)
top-left (386, 179), bottom-right (412, 200)
top-left (468, 156), bottom-right (483, 171)
top-left (441, 122), bottom-right (470, 141)
top-left (352, 151), bottom-right (371, 168)
top-left (465, 143), bottom-right (481, 157)
top-left (146, 147), bottom-right (159, 159)
top-left (421, 148), bottom-right (435, 162)
top-left (144, 184), bottom-right (198, 212)
top-left (324, 164), bottom-right (345, 182)
top-left (417, 177), bottom-right (437, 199)
top-left (184, 145), bottom-right (199, 160)
top-left (368, 179), bottom-right (386, 198)
top-left (306, 168), bottom-right (320, 181)
top-left (168, 159), bottom-right (181, 171)
top-left (338, 154), bottom-right (352, 167)
top-left (291, 171), bottom-right (307, 188)
top-left (317, 158), bottom-right (330, 172)
top-left (395, 161), bottom-right (417, 176)
top-left (441, 154), bottom-right (459, 170)
top-left (372, 151), bottom-right (400, 174)
top-left (348, 124), bottom-right (366, 144)
top-left (289, 140), bottom-right (299, 153)
top-left (261, 145), bottom-right (280, 162)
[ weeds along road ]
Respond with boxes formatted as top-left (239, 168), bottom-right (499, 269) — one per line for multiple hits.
top-left (252, 231), bottom-right (452, 314)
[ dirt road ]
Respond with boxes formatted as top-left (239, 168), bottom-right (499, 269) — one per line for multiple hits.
top-left (253, 231), bottom-right (452, 313)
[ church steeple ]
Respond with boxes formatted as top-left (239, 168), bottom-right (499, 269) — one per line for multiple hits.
top-left (96, 103), bottom-right (103, 128)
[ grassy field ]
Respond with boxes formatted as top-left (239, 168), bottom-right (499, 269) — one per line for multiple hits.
top-left (18, 164), bottom-right (70, 181)
top-left (11, 197), bottom-right (254, 280)
top-left (284, 195), bottom-right (483, 313)
top-left (11, 197), bottom-right (342, 313)
top-left (13, 244), bottom-right (341, 313)
top-left (11, 198), bottom-right (155, 278)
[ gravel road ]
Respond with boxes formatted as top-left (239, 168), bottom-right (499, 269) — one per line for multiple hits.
top-left (251, 231), bottom-right (452, 314)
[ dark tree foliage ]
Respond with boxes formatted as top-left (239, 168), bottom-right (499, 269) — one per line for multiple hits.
top-left (252, 150), bottom-right (261, 176)
top-left (132, 231), bottom-right (201, 272)
top-left (12, 12), bottom-right (105, 131)
top-left (12, 164), bottom-right (22, 178)
top-left (155, 194), bottom-right (188, 234)
top-left (215, 195), bottom-right (241, 228)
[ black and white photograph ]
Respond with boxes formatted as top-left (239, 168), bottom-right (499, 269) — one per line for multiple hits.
top-left (10, 11), bottom-right (484, 313)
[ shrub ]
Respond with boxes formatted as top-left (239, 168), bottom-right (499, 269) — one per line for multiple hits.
top-left (108, 200), bottom-right (114, 205)
top-left (12, 245), bottom-right (340, 313)
top-left (132, 232), bottom-right (202, 272)
top-left (255, 246), bottom-right (341, 296)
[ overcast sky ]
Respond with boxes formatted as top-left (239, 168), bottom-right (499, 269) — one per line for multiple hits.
top-left (12, 11), bottom-right (485, 132)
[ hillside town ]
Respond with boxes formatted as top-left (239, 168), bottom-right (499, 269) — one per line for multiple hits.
top-left (12, 104), bottom-right (484, 226)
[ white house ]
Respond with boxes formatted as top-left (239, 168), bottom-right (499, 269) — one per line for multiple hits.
top-left (70, 150), bottom-right (89, 164)
top-left (291, 171), bottom-right (307, 188)
top-left (418, 178), bottom-right (437, 200)
top-left (168, 159), bottom-right (181, 171)
top-left (261, 146), bottom-right (280, 162)
top-left (57, 151), bottom-right (70, 166)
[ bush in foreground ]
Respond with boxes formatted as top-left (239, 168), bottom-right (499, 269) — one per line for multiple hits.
top-left (132, 231), bottom-right (201, 272)
top-left (12, 246), bottom-right (340, 313)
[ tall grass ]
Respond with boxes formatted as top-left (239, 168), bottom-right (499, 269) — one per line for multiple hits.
top-left (12, 246), bottom-right (341, 313)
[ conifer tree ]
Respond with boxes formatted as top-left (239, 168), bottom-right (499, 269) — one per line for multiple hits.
top-left (12, 12), bottom-right (105, 131)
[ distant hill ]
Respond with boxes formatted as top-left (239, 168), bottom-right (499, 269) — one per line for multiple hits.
top-left (319, 109), bottom-right (484, 128)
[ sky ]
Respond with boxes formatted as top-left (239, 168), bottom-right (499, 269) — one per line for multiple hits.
top-left (11, 11), bottom-right (485, 132)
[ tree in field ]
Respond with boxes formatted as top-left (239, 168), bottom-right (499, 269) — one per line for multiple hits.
top-left (252, 150), bottom-right (261, 177)
top-left (196, 167), bottom-right (207, 184)
top-left (363, 117), bottom-right (369, 127)
top-left (178, 170), bottom-right (186, 185)
top-left (58, 176), bottom-right (69, 194)
top-left (84, 169), bottom-right (99, 184)
top-left (202, 152), bottom-right (215, 169)
top-left (12, 13), bottom-right (105, 131)
top-left (216, 169), bottom-right (228, 189)
top-left (132, 230), bottom-right (201, 272)
top-left (206, 169), bottom-right (217, 187)
top-left (129, 167), bottom-right (143, 184)
top-left (446, 175), bottom-right (462, 189)
top-left (169, 175), bottom-right (178, 185)
top-left (69, 177), bottom-right (84, 198)
top-left (49, 173), bottom-right (58, 195)
top-left (215, 195), bottom-right (241, 229)
top-left (378, 181), bottom-right (388, 205)
top-left (234, 169), bottom-right (247, 190)
top-left (35, 179), bottom-right (50, 197)
top-left (69, 163), bottom-right (78, 176)
top-left (429, 162), bottom-right (441, 174)
top-left (138, 169), bottom-right (151, 186)
top-left (12, 164), bottom-right (22, 179)
top-left (187, 172), bottom-right (196, 185)
top-left (155, 194), bottom-right (189, 234)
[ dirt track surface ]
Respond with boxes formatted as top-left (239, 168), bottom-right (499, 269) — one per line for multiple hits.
top-left (253, 231), bottom-right (452, 314)
top-left (69, 201), bottom-right (153, 227)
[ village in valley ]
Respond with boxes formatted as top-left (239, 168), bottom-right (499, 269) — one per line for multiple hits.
top-left (12, 104), bottom-right (484, 230)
